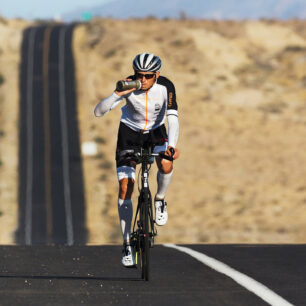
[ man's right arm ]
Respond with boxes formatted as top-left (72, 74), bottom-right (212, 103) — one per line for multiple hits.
top-left (94, 92), bottom-right (123, 117)
top-left (94, 79), bottom-right (137, 117)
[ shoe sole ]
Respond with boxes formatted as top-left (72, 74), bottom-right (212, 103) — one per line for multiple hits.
top-left (123, 264), bottom-right (137, 269)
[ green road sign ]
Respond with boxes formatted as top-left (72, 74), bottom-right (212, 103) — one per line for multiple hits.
top-left (81, 12), bottom-right (92, 22)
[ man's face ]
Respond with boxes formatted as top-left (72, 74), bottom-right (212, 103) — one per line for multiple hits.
top-left (135, 71), bottom-right (160, 91)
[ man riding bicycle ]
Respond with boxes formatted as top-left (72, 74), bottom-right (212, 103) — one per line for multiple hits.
top-left (94, 53), bottom-right (179, 267)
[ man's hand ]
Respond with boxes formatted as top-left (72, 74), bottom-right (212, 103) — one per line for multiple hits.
top-left (165, 146), bottom-right (175, 158)
top-left (165, 146), bottom-right (180, 160)
top-left (115, 78), bottom-right (137, 96)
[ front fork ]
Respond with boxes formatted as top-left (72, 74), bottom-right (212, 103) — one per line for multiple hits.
top-left (131, 163), bottom-right (157, 263)
top-left (141, 164), bottom-right (157, 245)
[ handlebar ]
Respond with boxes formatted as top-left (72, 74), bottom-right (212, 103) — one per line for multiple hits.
top-left (118, 148), bottom-right (174, 162)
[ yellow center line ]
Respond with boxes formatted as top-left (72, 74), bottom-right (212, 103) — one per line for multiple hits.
top-left (43, 26), bottom-right (53, 242)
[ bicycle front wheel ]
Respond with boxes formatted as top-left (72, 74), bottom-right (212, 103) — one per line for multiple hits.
top-left (140, 195), bottom-right (150, 281)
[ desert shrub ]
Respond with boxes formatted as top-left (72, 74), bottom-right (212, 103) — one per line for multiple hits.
top-left (154, 36), bottom-right (163, 43)
top-left (112, 62), bottom-right (122, 70)
top-left (99, 160), bottom-right (112, 170)
top-left (33, 19), bottom-right (52, 25)
top-left (0, 74), bottom-right (4, 86)
top-left (104, 49), bottom-right (117, 58)
top-left (94, 136), bottom-right (106, 144)
top-left (284, 46), bottom-right (306, 53)
top-left (143, 16), bottom-right (158, 21)
top-left (258, 101), bottom-right (288, 114)
top-left (170, 38), bottom-right (193, 47)
top-left (0, 15), bottom-right (7, 24)
top-left (216, 75), bottom-right (227, 81)
top-left (86, 23), bottom-right (104, 48)
top-left (99, 174), bottom-right (108, 182)
top-left (94, 152), bottom-right (105, 159)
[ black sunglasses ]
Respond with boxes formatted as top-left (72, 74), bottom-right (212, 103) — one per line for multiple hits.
top-left (135, 72), bottom-right (156, 80)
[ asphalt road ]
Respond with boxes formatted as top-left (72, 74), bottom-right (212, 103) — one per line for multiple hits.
top-left (0, 245), bottom-right (305, 305)
top-left (17, 24), bottom-right (87, 245)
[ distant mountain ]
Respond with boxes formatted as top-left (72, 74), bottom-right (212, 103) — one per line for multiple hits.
top-left (63, 0), bottom-right (306, 21)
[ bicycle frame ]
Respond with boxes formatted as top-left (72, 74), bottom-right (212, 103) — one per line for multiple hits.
top-left (131, 147), bottom-right (158, 281)
top-left (139, 149), bottom-right (156, 245)
top-left (121, 146), bottom-right (172, 280)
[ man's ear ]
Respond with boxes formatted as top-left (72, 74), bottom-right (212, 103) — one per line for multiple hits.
top-left (156, 71), bottom-right (160, 79)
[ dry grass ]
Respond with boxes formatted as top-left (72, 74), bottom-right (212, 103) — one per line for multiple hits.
top-left (0, 19), bottom-right (29, 243)
top-left (73, 18), bottom-right (306, 244)
top-left (1, 18), bottom-right (306, 245)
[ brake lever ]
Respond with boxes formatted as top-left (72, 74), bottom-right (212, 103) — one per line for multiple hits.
top-left (169, 147), bottom-right (175, 157)
top-left (159, 152), bottom-right (174, 161)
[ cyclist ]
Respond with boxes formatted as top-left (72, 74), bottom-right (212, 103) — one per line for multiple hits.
top-left (94, 53), bottom-right (179, 267)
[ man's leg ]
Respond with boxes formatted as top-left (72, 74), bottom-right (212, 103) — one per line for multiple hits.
top-left (117, 166), bottom-right (135, 244)
top-left (115, 123), bottom-right (140, 266)
top-left (117, 166), bottom-right (136, 267)
top-left (154, 155), bottom-right (173, 226)
top-left (155, 159), bottom-right (173, 200)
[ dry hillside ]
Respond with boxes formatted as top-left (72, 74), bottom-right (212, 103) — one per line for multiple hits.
top-left (74, 18), bottom-right (306, 244)
top-left (0, 18), bottom-right (306, 244)
top-left (0, 17), bottom-right (29, 243)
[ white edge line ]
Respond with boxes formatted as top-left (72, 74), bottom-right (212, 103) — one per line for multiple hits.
top-left (59, 26), bottom-right (74, 246)
top-left (25, 27), bottom-right (36, 245)
top-left (163, 244), bottom-right (294, 306)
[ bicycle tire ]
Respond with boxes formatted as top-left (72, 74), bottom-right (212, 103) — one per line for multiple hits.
top-left (144, 199), bottom-right (150, 281)
top-left (139, 191), bottom-right (150, 281)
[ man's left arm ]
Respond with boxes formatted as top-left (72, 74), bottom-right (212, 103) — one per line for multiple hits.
top-left (167, 110), bottom-right (179, 149)
top-left (166, 79), bottom-right (179, 156)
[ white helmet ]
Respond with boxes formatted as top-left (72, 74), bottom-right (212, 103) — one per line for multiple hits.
top-left (133, 53), bottom-right (162, 72)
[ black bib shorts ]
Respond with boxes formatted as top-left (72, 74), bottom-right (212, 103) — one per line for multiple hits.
top-left (116, 122), bottom-right (168, 168)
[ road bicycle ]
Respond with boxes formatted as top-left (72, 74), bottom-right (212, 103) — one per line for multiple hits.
top-left (119, 146), bottom-right (173, 281)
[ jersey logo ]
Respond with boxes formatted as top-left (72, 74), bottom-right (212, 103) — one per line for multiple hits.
top-left (155, 103), bottom-right (161, 113)
top-left (168, 92), bottom-right (173, 108)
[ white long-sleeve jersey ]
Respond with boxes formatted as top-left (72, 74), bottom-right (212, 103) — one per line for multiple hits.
top-left (94, 76), bottom-right (179, 147)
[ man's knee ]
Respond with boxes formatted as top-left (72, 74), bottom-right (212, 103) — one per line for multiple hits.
top-left (156, 158), bottom-right (173, 174)
top-left (119, 178), bottom-right (135, 199)
top-left (117, 166), bottom-right (136, 199)
top-left (162, 162), bottom-right (173, 174)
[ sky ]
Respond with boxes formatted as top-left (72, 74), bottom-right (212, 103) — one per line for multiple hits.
top-left (0, 0), bottom-right (113, 20)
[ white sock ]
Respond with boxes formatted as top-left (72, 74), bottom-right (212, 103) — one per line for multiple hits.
top-left (156, 170), bottom-right (173, 200)
top-left (118, 198), bottom-right (133, 242)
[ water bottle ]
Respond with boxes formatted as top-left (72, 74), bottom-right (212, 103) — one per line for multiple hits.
top-left (116, 79), bottom-right (141, 91)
